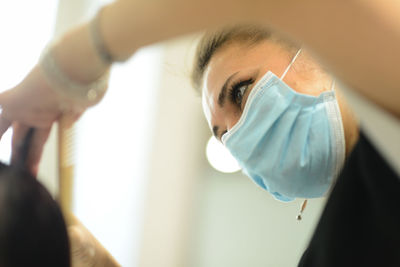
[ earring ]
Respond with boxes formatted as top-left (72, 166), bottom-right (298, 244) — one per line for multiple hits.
top-left (296, 199), bottom-right (308, 221)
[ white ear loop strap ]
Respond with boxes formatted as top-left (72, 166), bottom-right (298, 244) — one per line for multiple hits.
top-left (280, 48), bottom-right (309, 222)
top-left (281, 48), bottom-right (302, 80)
top-left (331, 79), bottom-right (336, 91)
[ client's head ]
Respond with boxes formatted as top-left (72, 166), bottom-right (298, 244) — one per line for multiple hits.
top-left (0, 130), bottom-right (70, 267)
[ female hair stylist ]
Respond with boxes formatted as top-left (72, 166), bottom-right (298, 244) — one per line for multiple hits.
top-left (193, 25), bottom-right (359, 201)
top-left (0, 0), bottom-right (398, 266)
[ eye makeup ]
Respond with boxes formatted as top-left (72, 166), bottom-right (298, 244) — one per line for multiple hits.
top-left (228, 78), bottom-right (255, 109)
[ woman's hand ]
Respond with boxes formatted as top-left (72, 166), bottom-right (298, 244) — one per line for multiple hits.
top-left (10, 124), bottom-right (52, 175)
top-left (0, 64), bottom-right (86, 174)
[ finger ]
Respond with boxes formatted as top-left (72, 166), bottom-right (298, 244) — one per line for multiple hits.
top-left (27, 113), bottom-right (59, 129)
top-left (1, 108), bottom-right (57, 130)
top-left (11, 123), bottom-right (31, 166)
top-left (27, 127), bottom-right (52, 175)
top-left (15, 106), bottom-right (61, 128)
top-left (73, 111), bottom-right (84, 122)
top-left (60, 110), bottom-right (84, 129)
top-left (11, 124), bottom-right (52, 175)
top-left (0, 115), bottom-right (11, 140)
top-left (0, 90), bottom-right (11, 106)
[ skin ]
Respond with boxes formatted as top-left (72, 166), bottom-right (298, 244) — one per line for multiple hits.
top-left (68, 215), bottom-right (120, 267)
top-left (0, 0), bottom-right (398, 264)
top-left (1, 0), bottom-right (399, 174)
top-left (202, 40), bottom-right (359, 156)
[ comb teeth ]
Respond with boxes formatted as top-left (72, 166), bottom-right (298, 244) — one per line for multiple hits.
top-left (58, 119), bottom-right (75, 223)
top-left (59, 123), bottom-right (75, 167)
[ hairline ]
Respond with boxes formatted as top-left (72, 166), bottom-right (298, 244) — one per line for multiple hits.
top-left (192, 27), bottom-right (299, 93)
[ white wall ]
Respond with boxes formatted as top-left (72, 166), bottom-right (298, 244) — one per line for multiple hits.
top-left (187, 168), bottom-right (325, 267)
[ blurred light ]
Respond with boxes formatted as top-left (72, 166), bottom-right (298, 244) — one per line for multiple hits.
top-left (206, 136), bottom-right (241, 173)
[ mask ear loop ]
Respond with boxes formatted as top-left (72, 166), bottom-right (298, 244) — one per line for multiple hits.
top-left (331, 79), bottom-right (336, 91)
top-left (280, 48), bottom-right (302, 80)
top-left (281, 48), bottom-right (308, 222)
top-left (295, 57), bottom-right (335, 221)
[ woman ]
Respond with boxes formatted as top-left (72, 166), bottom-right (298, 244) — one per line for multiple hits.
top-left (60, 25), bottom-right (400, 266)
top-left (192, 25), bottom-right (359, 201)
top-left (192, 26), bottom-right (400, 267)
top-left (0, 0), bottom-right (399, 265)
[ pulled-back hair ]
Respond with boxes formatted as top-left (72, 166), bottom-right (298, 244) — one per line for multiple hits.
top-left (191, 25), bottom-right (299, 91)
top-left (0, 165), bottom-right (70, 267)
top-left (0, 129), bottom-right (70, 267)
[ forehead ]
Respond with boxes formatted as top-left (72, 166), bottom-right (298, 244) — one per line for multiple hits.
top-left (204, 42), bottom-right (265, 87)
top-left (201, 43), bottom-right (244, 128)
top-left (202, 40), bottom-right (284, 96)
top-left (201, 41), bottom-right (280, 125)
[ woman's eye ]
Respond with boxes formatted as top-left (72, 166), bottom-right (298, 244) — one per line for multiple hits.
top-left (230, 79), bottom-right (254, 107)
top-left (235, 85), bottom-right (248, 104)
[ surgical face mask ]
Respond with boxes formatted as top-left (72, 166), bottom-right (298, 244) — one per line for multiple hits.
top-left (221, 50), bottom-right (345, 201)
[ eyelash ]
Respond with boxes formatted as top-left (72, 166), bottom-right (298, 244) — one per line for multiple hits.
top-left (229, 78), bottom-right (254, 107)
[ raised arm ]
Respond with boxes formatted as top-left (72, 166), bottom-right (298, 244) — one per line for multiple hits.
top-left (97, 0), bottom-right (400, 117)
top-left (4, 0), bottom-right (398, 128)
top-left (1, 0), bottom-right (398, 264)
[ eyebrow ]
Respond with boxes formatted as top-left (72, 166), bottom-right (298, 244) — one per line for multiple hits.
top-left (217, 71), bottom-right (239, 108)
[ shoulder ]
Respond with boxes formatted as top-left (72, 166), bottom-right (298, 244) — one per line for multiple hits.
top-left (298, 130), bottom-right (400, 267)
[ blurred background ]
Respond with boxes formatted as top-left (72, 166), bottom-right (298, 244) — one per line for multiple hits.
top-left (0, 0), bottom-right (326, 266)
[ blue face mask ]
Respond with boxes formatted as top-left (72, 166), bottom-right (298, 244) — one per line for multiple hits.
top-left (221, 50), bottom-right (345, 201)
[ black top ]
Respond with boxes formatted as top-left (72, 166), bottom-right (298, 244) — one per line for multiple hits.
top-left (298, 132), bottom-right (400, 267)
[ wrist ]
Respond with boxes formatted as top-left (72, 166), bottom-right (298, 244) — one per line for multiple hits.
top-left (39, 16), bottom-right (114, 106)
top-left (39, 44), bottom-right (109, 106)
top-left (52, 23), bottom-right (110, 85)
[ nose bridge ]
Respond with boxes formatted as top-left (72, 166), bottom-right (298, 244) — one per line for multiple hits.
top-left (203, 83), bottom-right (242, 137)
top-left (226, 116), bottom-right (239, 131)
top-left (224, 106), bottom-right (242, 132)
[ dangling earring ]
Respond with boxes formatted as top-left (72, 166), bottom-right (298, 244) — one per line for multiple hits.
top-left (296, 199), bottom-right (308, 221)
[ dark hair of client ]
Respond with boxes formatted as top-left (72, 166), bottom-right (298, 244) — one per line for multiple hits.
top-left (0, 129), bottom-right (70, 267)
top-left (191, 24), bottom-right (299, 92)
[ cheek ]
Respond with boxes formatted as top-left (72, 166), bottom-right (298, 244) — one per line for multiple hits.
top-left (285, 73), bottom-right (333, 96)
